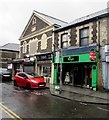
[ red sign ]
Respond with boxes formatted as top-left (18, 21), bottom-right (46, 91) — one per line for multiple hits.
top-left (24, 58), bottom-right (26, 62)
top-left (90, 52), bottom-right (96, 61)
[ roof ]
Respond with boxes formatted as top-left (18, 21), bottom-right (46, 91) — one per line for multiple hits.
top-left (54, 8), bottom-right (109, 32)
top-left (0, 43), bottom-right (19, 52)
top-left (33, 10), bottom-right (68, 27)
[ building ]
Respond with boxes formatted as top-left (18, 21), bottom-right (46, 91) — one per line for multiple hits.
top-left (53, 8), bottom-right (109, 90)
top-left (16, 10), bottom-right (67, 83)
top-left (0, 43), bottom-right (19, 69)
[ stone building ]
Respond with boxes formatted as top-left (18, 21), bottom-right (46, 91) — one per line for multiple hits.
top-left (53, 8), bottom-right (109, 90)
top-left (17, 11), bottom-right (67, 83)
top-left (0, 43), bottom-right (19, 68)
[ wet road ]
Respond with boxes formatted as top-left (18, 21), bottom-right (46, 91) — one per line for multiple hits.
top-left (1, 81), bottom-right (109, 119)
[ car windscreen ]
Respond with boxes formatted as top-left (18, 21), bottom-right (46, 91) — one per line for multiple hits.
top-left (26, 73), bottom-right (40, 78)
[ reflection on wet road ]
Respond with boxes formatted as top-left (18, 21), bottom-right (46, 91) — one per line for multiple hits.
top-left (1, 81), bottom-right (109, 119)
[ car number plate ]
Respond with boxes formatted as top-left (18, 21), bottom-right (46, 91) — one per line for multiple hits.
top-left (3, 75), bottom-right (10, 77)
top-left (39, 84), bottom-right (44, 86)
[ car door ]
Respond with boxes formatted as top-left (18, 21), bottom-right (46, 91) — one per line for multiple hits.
top-left (21, 73), bottom-right (28, 87)
top-left (16, 73), bottom-right (23, 86)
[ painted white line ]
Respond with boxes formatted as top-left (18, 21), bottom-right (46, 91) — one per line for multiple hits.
top-left (80, 102), bottom-right (87, 106)
top-left (97, 107), bottom-right (109, 112)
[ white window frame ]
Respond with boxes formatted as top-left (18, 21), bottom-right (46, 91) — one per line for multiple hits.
top-left (80, 27), bottom-right (89, 46)
top-left (61, 33), bottom-right (68, 48)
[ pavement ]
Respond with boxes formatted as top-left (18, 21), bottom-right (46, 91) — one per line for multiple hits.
top-left (46, 83), bottom-right (109, 104)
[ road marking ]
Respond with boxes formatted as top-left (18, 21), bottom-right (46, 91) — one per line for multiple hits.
top-left (0, 105), bottom-right (15, 119)
top-left (80, 102), bottom-right (87, 106)
top-left (97, 107), bottom-right (109, 112)
top-left (0, 103), bottom-right (23, 120)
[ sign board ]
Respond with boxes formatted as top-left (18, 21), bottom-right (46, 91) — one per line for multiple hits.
top-left (56, 51), bottom-right (60, 63)
top-left (64, 56), bottom-right (79, 62)
top-left (37, 53), bottom-right (51, 61)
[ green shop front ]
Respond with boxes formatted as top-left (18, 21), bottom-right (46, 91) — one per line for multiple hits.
top-left (53, 45), bottom-right (98, 90)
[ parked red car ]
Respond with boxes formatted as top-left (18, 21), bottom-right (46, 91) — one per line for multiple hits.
top-left (14, 72), bottom-right (46, 89)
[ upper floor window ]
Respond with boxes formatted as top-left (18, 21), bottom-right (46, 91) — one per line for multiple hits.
top-left (23, 41), bottom-right (27, 53)
top-left (32, 17), bottom-right (36, 25)
top-left (80, 28), bottom-right (89, 46)
top-left (31, 17), bottom-right (36, 32)
top-left (27, 45), bottom-right (29, 53)
top-left (61, 34), bottom-right (68, 48)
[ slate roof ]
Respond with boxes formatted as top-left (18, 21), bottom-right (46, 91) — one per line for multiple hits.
top-left (54, 8), bottom-right (109, 32)
top-left (0, 43), bottom-right (19, 52)
top-left (33, 10), bottom-right (68, 27)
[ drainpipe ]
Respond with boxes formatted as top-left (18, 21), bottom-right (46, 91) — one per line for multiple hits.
top-left (97, 18), bottom-right (102, 89)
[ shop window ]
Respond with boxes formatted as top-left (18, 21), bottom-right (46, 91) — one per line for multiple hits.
top-left (61, 33), bottom-right (68, 48)
top-left (43, 66), bottom-right (51, 77)
top-left (24, 66), bottom-right (34, 74)
top-left (80, 28), bottom-right (89, 46)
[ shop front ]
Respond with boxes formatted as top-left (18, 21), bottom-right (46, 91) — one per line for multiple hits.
top-left (36, 52), bottom-right (52, 83)
top-left (12, 57), bottom-right (35, 79)
top-left (53, 46), bottom-right (98, 90)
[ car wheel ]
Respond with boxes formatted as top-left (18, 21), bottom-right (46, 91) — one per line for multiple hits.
top-left (26, 83), bottom-right (31, 90)
top-left (14, 80), bottom-right (17, 86)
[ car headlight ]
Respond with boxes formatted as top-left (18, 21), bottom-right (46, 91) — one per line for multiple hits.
top-left (31, 80), bottom-right (38, 83)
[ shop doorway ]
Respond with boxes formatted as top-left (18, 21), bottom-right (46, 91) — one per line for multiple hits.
top-left (59, 63), bottom-right (92, 87)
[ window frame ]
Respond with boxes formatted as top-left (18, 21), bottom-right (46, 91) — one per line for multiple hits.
top-left (79, 27), bottom-right (89, 47)
top-left (61, 33), bottom-right (68, 48)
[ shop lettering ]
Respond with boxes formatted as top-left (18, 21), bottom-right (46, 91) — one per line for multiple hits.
top-left (64, 56), bottom-right (79, 62)
top-left (37, 54), bottom-right (51, 61)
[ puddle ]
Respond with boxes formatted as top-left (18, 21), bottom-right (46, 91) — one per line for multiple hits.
top-left (13, 86), bottom-right (47, 96)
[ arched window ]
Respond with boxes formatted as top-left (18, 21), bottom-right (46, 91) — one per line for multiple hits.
top-left (32, 17), bottom-right (36, 25)
top-left (23, 41), bottom-right (27, 53)
top-left (41, 34), bottom-right (47, 50)
top-left (29, 38), bottom-right (38, 55)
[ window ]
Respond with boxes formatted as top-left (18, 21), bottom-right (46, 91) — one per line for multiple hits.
top-left (61, 34), bottom-right (68, 48)
top-left (23, 41), bottom-right (27, 53)
top-left (18, 73), bottom-right (27, 79)
top-left (32, 17), bottom-right (36, 25)
top-left (80, 28), bottom-right (89, 46)
top-left (27, 45), bottom-right (29, 53)
top-left (31, 17), bottom-right (36, 32)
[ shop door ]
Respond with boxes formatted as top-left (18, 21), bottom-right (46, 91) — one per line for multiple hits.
top-left (92, 65), bottom-right (97, 87)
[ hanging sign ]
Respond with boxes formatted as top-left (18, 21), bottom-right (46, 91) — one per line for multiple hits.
top-left (90, 52), bottom-right (96, 61)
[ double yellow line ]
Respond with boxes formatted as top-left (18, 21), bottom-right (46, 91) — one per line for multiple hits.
top-left (0, 103), bottom-right (23, 120)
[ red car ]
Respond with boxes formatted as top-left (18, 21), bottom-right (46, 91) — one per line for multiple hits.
top-left (14, 72), bottom-right (46, 89)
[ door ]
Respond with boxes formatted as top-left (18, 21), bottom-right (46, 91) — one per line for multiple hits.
top-left (92, 65), bottom-right (97, 87)
top-left (20, 73), bottom-right (27, 86)
top-left (17, 73), bottom-right (26, 86)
